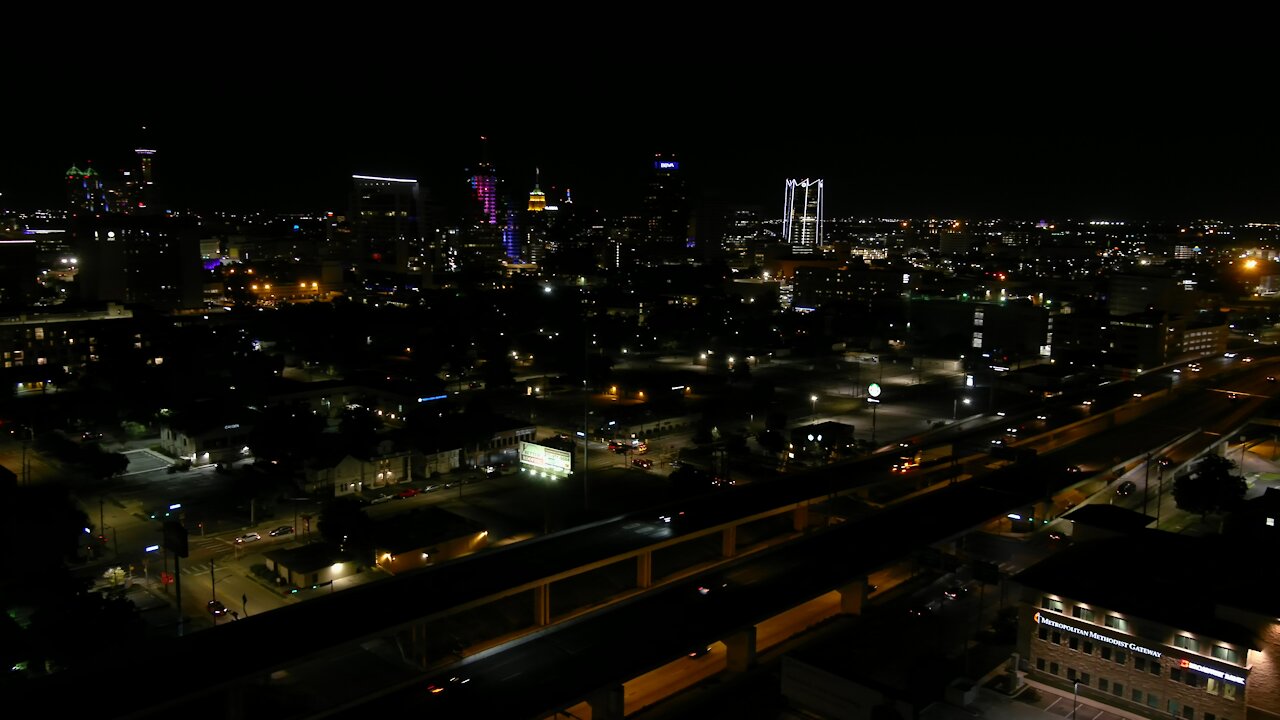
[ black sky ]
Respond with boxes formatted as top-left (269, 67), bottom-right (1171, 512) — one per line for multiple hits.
top-left (5, 48), bottom-right (1277, 222)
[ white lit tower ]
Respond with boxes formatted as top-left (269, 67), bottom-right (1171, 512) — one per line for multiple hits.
top-left (782, 179), bottom-right (823, 247)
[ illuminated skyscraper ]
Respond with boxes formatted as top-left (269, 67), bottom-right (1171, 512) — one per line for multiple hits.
top-left (470, 137), bottom-right (499, 226)
top-left (133, 148), bottom-right (157, 210)
top-left (467, 136), bottom-right (518, 263)
top-left (502, 202), bottom-right (520, 262)
top-left (527, 168), bottom-right (547, 212)
top-left (644, 153), bottom-right (688, 259)
top-left (782, 179), bottom-right (824, 246)
top-left (65, 163), bottom-right (109, 215)
top-left (350, 174), bottom-right (429, 277)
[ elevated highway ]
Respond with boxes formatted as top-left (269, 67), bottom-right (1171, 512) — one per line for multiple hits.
top-left (22, 355), bottom-right (1280, 719)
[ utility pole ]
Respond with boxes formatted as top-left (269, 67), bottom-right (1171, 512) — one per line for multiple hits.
top-left (583, 316), bottom-right (590, 512)
top-left (1143, 452), bottom-right (1151, 516)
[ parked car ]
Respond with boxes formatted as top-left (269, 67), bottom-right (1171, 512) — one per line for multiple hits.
top-left (235, 532), bottom-right (261, 544)
top-left (269, 526), bottom-right (294, 537)
top-left (396, 487), bottom-right (421, 499)
top-left (369, 494), bottom-right (394, 505)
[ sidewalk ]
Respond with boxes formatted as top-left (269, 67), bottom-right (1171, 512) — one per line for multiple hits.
top-left (925, 674), bottom-right (1155, 720)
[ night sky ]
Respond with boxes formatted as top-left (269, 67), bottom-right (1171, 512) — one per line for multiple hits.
top-left (5, 50), bottom-right (1277, 222)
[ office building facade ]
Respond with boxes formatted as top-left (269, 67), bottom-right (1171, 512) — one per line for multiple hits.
top-left (1015, 533), bottom-right (1280, 720)
top-left (643, 153), bottom-right (689, 262)
top-left (783, 178), bottom-right (823, 247)
top-left (350, 174), bottom-right (430, 278)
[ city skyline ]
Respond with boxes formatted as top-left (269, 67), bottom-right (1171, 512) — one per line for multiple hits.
top-left (4, 64), bottom-right (1279, 223)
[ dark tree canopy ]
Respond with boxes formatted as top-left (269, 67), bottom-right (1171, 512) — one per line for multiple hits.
top-left (318, 496), bottom-right (373, 557)
top-left (1173, 454), bottom-right (1247, 517)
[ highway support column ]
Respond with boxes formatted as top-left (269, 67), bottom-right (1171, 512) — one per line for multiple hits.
top-left (793, 503), bottom-right (810, 531)
top-left (725, 626), bottom-right (757, 672)
top-left (535, 583), bottom-right (551, 626)
top-left (636, 550), bottom-right (652, 589)
top-left (838, 578), bottom-right (868, 615)
top-left (721, 525), bottom-right (737, 558)
top-left (587, 684), bottom-right (624, 720)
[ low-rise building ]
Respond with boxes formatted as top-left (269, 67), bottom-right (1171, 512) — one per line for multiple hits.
top-left (159, 412), bottom-right (254, 466)
top-left (1013, 531), bottom-right (1280, 720)
top-left (372, 506), bottom-right (489, 575)
top-left (300, 440), bottom-right (412, 497)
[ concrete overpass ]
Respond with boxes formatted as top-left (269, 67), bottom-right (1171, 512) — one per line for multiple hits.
top-left (20, 358), bottom-right (1280, 719)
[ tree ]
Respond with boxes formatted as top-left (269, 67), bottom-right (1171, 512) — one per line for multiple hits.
top-left (757, 429), bottom-right (787, 455)
top-left (81, 447), bottom-right (129, 480)
top-left (1172, 454), bottom-right (1247, 518)
top-left (318, 496), bottom-right (373, 558)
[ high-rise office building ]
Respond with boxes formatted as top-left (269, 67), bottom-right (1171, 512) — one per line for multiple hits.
top-left (470, 137), bottom-right (499, 227)
top-left (467, 137), bottom-right (517, 264)
top-left (65, 164), bottom-right (109, 215)
top-left (782, 179), bottom-right (824, 247)
top-left (133, 147), bottom-right (157, 210)
top-left (644, 153), bottom-right (689, 261)
top-left (527, 168), bottom-right (547, 213)
top-left (350, 174), bottom-right (429, 278)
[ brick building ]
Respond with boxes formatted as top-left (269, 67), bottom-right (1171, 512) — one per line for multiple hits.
top-left (1014, 532), bottom-right (1280, 720)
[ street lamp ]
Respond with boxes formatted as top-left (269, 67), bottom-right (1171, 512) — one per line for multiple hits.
top-left (810, 394), bottom-right (818, 419)
top-left (867, 383), bottom-right (882, 446)
top-left (953, 396), bottom-right (971, 420)
top-left (1072, 680), bottom-right (1079, 719)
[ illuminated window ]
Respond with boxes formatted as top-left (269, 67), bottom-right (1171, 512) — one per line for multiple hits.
top-left (1073, 606), bottom-right (1095, 622)
top-left (1267, 517), bottom-right (1275, 527)
top-left (1207, 678), bottom-right (1220, 696)
top-left (1042, 597), bottom-right (1065, 612)
top-left (1175, 635), bottom-right (1197, 651)
top-left (1105, 615), bottom-right (1128, 631)
top-left (1213, 646), bottom-right (1241, 664)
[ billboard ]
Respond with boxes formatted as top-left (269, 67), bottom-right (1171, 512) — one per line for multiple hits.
top-left (519, 441), bottom-right (572, 476)
top-left (654, 161), bottom-right (679, 170)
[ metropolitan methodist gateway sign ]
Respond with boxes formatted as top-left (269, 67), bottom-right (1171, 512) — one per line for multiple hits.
top-left (1034, 612), bottom-right (1245, 685)
top-left (519, 441), bottom-right (572, 477)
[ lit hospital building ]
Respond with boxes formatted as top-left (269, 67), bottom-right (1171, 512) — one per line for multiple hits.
top-left (1013, 531), bottom-right (1280, 720)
